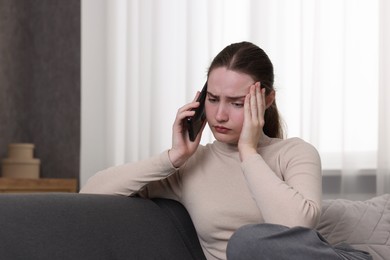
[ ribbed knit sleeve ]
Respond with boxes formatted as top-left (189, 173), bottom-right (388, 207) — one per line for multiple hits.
top-left (80, 150), bottom-right (179, 197)
top-left (241, 139), bottom-right (322, 228)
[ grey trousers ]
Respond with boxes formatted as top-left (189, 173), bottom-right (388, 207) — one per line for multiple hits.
top-left (226, 223), bottom-right (372, 260)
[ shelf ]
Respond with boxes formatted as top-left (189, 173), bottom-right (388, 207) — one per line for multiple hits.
top-left (0, 178), bottom-right (78, 193)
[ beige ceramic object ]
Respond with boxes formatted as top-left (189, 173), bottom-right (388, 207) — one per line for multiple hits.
top-left (2, 143), bottom-right (40, 179)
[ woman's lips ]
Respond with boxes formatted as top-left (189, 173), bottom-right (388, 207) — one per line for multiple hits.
top-left (214, 126), bottom-right (230, 134)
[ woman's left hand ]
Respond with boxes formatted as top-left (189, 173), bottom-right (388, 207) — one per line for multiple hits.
top-left (238, 82), bottom-right (266, 161)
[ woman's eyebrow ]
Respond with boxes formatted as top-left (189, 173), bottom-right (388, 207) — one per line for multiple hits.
top-left (207, 92), bottom-right (218, 98)
top-left (207, 91), bottom-right (246, 100)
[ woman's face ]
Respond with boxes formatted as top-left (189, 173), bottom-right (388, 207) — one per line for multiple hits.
top-left (206, 67), bottom-right (254, 144)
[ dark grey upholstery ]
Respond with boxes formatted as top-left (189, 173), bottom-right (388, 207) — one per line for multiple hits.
top-left (0, 193), bottom-right (206, 260)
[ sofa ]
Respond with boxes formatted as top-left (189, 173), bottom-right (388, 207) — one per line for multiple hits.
top-left (0, 193), bottom-right (388, 260)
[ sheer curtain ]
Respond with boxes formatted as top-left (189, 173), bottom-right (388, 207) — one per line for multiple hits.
top-left (378, 0), bottom-right (390, 196)
top-left (81, 0), bottom-right (390, 197)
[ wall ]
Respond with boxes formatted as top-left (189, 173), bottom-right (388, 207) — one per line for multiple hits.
top-left (0, 0), bottom-right (80, 181)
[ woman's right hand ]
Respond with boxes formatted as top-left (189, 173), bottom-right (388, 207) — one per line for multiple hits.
top-left (168, 92), bottom-right (206, 168)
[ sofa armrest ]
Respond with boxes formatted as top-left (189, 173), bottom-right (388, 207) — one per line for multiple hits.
top-left (0, 193), bottom-right (205, 260)
top-left (153, 198), bottom-right (206, 260)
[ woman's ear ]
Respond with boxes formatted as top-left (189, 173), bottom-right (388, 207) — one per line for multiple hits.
top-left (265, 90), bottom-right (275, 109)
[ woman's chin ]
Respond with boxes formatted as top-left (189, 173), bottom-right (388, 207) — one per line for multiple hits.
top-left (212, 132), bottom-right (239, 144)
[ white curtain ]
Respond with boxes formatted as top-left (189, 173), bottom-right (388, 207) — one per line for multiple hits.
top-left (378, 0), bottom-right (390, 196)
top-left (81, 0), bottom-right (390, 197)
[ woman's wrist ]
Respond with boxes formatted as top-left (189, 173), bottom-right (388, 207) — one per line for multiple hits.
top-left (238, 146), bottom-right (258, 162)
top-left (168, 148), bottom-right (186, 168)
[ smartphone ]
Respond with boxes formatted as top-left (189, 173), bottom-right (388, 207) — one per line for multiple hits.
top-left (186, 82), bottom-right (207, 142)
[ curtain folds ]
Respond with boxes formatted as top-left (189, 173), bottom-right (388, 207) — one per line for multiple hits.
top-left (378, 0), bottom-right (390, 195)
top-left (81, 0), bottom-right (389, 197)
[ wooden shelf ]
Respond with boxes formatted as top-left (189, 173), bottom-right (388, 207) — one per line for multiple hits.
top-left (0, 178), bottom-right (78, 193)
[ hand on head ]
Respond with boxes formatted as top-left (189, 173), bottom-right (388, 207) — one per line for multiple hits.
top-left (238, 82), bottom-right (267, 161)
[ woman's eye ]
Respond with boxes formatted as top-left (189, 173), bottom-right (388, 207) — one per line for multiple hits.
top-left (232, 103), bottom-right (244, 108)
top-left (208, 98), bottom-right (217, 103)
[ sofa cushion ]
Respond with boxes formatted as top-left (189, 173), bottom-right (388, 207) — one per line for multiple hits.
top-left (316, 194), bottom-right (390, 260)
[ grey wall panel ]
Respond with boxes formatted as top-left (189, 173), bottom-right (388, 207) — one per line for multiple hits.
top-left (0, 0), bottom-right (80, 181)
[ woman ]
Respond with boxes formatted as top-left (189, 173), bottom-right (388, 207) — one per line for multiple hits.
top-left (81, 42), bottom-right (370, 260)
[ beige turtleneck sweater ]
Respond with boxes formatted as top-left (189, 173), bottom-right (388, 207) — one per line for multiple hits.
top-left (80, 135), bottom-right (322, 260)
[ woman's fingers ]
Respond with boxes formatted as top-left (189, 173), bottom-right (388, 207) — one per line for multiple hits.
top-left (255, 83), bottom-right (263, 113)
top-left (192, 91), bottom-right (201, 102)
top-left (174, 92), bottom-right (201, 122)
top-left (238, 82), bottom-right (266, 159)
top-left (183, 91), bottom-right (201, 112)
top-left (259, 88), bottom-right (266, 125)
top-left (250, 85), bottom-right (258, 121)
top-left (248, 83), bottom-right (265, 122)
top-left (243, 82), bottom-right (266, 133)
top-left (178, 101), bottom-right (199, 114)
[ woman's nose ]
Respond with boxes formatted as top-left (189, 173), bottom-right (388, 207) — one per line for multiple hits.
top-left (216, 104), bottom-right (228, 122)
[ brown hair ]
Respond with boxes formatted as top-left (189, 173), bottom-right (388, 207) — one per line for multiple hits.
top-left (207, 41), bottom-right (284, 139)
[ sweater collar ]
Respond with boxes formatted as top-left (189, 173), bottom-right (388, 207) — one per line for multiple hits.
top-left (212, 133), bottom-right (274, 154)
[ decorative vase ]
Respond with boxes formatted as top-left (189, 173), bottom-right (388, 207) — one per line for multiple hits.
top-left (1, 143), bottom-right (40, 179)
